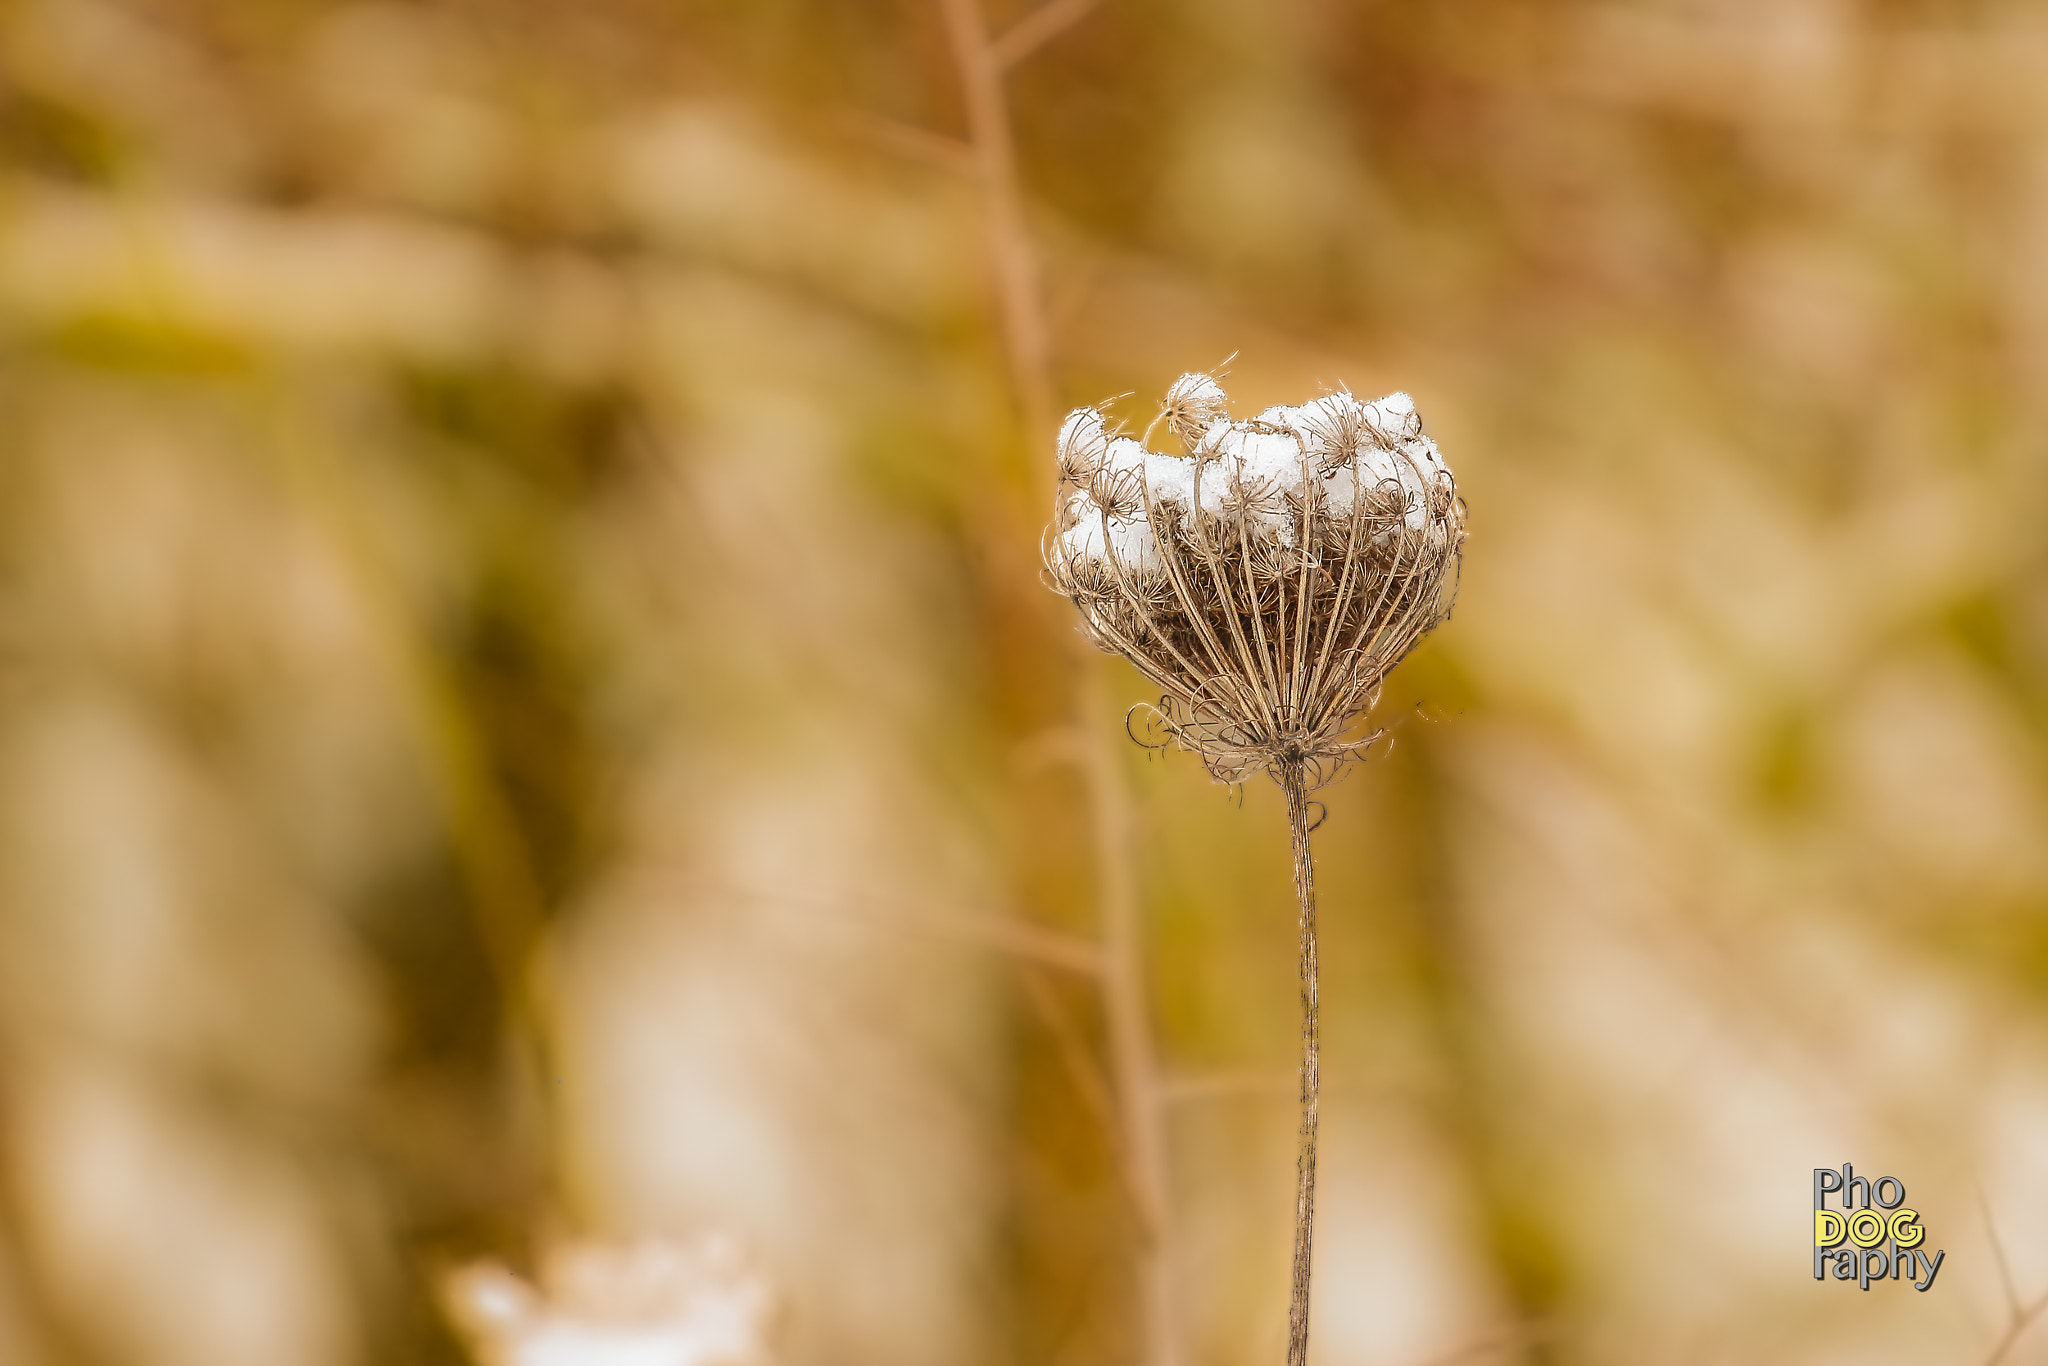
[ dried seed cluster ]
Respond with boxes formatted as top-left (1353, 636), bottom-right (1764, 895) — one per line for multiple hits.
top-left (1044, 372), bottom-right (1466, 786)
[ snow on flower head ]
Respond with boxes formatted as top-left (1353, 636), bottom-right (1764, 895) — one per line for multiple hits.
top-left (1043, 371), bottom-right (1466, 786)
top-left (1055, 407), bottom-right (1110, 489)
top-left (445, 1235), bottom-right (775, 1366)
top-left (1160, 370), bottom-right (1230, 448)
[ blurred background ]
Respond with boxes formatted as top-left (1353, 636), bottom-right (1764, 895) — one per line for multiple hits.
top-left (1, 0), bottom-right (2046, 1363)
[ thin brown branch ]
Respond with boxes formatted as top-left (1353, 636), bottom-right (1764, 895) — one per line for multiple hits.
top-left (1981, 1199), bottom-right (2048, 1366)
top-left (1163, 1069), bottom-right (1298, 1103)
top-left (1019, 967), bottom-right (1123, 1151)
top-left (1411, 1316), bottom-right (1551, 1366)
top-left (1012, 722), bottom-right (1086, 774)
top-left (1983, 1187), bottom-right (2020, 1317)
top-left (936, 0), bottom-right (1053, 436)
top-left (0, 1043), bottom-right (99, 1364)
top-left (631, 872), bottom-right (1103, 975)
top-left (933, 909), bottom-right (1103, 975)
top-left (935, 4), bottom-right (1175, 1362)
top-left (1161, 1067), bottom-right (1397, 1104)
top-left (1982, 1286), bottom-right (2048, 1366)
top-left (1083, 659), bottom-right (1180, 1366)
top-left (993, 0), bottom-right (1105, 70)
top-left (834, 109), bottom-right (977, 175)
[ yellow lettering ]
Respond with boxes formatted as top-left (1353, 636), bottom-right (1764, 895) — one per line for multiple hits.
top-left (1816, 1210), bottom-right (1845, 1247)
top-left (1887, 1209), bottom-right (1924, 1249)
top-left (1847, 1210), bottom-right (1888, 1248)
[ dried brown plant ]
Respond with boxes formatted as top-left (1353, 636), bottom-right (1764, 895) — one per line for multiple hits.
top-left (1043, 372), bottom-right (1465, 1366)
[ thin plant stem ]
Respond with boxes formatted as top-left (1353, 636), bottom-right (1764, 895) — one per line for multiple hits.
top-left (992, 0), bottom-right (1104, 69)
top-left (0, 1068), bottom-right (97, 1363)
top-left (938, 0), bottom-right (1052, 438)
top-left (1982, 1295), bottom-right (2048, 1366)
top-left (932, 5), bottom-right (1178, 1365)
top-left (1980, 1201), bottom-right (2048, 1366)
top-left (1282, 762), bottom-right (1320, 1366)
top-left (1019, 966), bottom-right (1124, 1166)
top-left (1086, 659), bottom-right (1179, 1366)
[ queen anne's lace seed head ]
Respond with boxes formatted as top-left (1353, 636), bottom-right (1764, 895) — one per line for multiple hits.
top-left (1160, 370), bottom-right (1231, 449)
top-left (1055, 408), bottom-right (1110, 489)
top-left (1043, 372), bottom-right (1466, 787)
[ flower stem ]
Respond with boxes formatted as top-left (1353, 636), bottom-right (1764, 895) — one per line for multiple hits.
top-left (1282, 763), bottom-right (1319, 1366)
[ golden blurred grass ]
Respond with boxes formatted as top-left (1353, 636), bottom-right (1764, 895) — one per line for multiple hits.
top-left (0, 2), bottom-right (2045, 1364)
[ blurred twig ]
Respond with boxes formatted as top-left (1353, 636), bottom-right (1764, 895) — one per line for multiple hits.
top-left (1019, 967), bottom-right (1123, 1150)
top-left (932, 5), bottom-right (1179, 1366)
top-left (1982, 1289), bottom-right (2048, 1366)
top-left (1410, 1315), bottom-right (1550, 1366)
top-left (937, 0), bottom-right (1053, 436)
top-left (1083, 656), bottom-right (1175, 1271)
top-left (834, 110), bottom-right (976, 175)
top-left (0, 1055), bottom-right (94, 1365)
top-left (1162, 1068), bottom-right (1406, 1104)
top-left (993, 0), bottom-right (1105, 70)
top-left (1983, 1187), bottom-right (2019, 1317)
top-left (1979, 1197), bottom-right (2048, 1366)
top-left (624, 871), bottom-right (1103, 975)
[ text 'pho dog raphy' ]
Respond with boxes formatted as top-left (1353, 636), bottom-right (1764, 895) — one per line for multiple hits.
top-left (1814, 1164), bottom-right (1944, 1292)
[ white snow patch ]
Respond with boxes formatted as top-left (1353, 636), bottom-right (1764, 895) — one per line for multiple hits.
top-left (1052, 389), bottom-right (1449, 565)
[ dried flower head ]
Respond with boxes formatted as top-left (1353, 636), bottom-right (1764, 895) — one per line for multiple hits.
top-left (1044, 373), bottom-right (1466, 787)
top-left (444, 1234), bottom-right (775, 1366)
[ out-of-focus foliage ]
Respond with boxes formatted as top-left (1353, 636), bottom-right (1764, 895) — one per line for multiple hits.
top-left (0, 1), bottom-right (2045, 1364)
